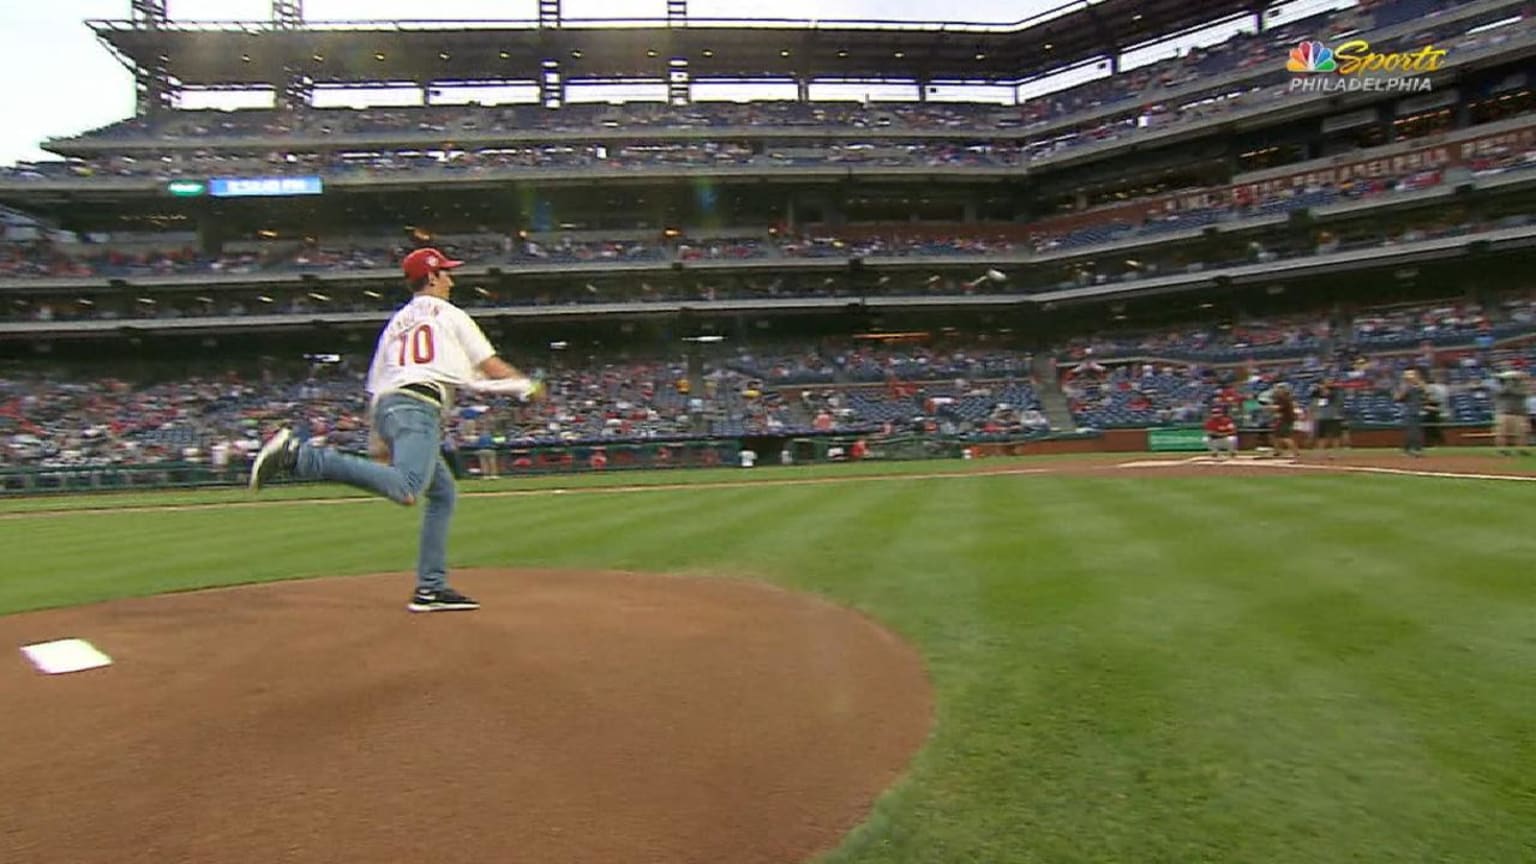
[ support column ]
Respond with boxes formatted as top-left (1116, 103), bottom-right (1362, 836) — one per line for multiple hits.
top-left (279, 73), bottom-right (313, 113)
top-left (541, 60), bottom-right (564, 108)
top-left (797, 77), bottom-right (810, 102)
top-left (668, 58), bottom-right (690, 105)
top-left (273, 0), bottom-right (310, 112)
top-left (197, 212), bottom-right (226, 258)
top-left (130, 0), bottom-right (167, 26)
top-left (130, 0), bottom-right (175, 118)
top-left (271, 0), bottom-right (303, 27)
top-left (538, 0), bottom-right (561, 28)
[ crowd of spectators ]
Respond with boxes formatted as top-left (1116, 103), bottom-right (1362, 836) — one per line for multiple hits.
top-left (726, 342), bottom-right (1034, 385)
top-left (2, 206), bottom-right (1525, 323)
top-left (0, 342), bottom-right (1037, 469)
top-left (7, 145), bottom-right (1534, 292)
top-left (1059, 289), bottom-right (1536, 428)
top-left (0, 336), bottom-right (1056, 467)
top-left (7, 287), bottom-right (1536, 470)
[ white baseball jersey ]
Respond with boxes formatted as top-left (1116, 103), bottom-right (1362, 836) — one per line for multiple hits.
top-left (366, 295), bottom-right (496, 400)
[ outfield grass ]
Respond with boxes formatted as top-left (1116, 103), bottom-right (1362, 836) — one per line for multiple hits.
top-left (3, 465), bottom-right (1534, 862)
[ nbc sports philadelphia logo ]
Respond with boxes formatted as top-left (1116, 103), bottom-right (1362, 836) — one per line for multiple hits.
top-left (1286, 39), bottom-right (1445, 94)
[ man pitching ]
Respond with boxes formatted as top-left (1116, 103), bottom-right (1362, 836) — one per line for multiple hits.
top-left (250, 248), bottom-right (543, 612)
top-left (1204, 406), bottom-right (1238, 460)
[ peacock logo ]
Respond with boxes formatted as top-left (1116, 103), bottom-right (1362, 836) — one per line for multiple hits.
top-left (1286, 40), bottom-right (1337, 73)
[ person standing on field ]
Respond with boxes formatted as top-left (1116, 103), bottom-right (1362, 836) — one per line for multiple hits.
top-left (1493, 370), bottom-right (1531, 457)
top-left (1395, 369), bottom-right (1426, 458)
top-left (1310, 380), bottom-right (1343, 458)
top-left (1270, 384), bottom-right (1301, 460)
top-left (1423, 371), bottom-right (1449, 448)
top-left (249, 248), bottom-right (544, 612)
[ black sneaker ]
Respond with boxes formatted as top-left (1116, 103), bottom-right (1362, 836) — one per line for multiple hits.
top-left (249, 428), bottom-right (300, 492)
top-left (407, 587), bottom-right (481, 613)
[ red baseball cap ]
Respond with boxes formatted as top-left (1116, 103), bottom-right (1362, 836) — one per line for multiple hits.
top-left (401, 247), bottom-right (464, 281)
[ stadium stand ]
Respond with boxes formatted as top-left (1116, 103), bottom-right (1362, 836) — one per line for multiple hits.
top-left (1, 0), bottom-right (1534, 478)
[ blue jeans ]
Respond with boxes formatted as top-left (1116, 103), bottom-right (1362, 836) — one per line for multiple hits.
top-left (294, 393), bottom-right (457, 592)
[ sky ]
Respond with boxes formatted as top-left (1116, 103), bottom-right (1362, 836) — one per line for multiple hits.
top-left (0, 0), bottom-right (1356, 167)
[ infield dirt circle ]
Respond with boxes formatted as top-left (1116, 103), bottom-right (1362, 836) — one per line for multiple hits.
top-left (0, 569), bottom-right (934, 864)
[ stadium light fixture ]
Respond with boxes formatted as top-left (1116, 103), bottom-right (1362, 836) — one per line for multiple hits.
top-left (780, 49), bottom-right (791, 57)
top-left (975, 52), bottom-right (986, 60)
top-left (1044, 43), bottom-right (1053, 50)
top-left (893, 51), bottom-right (905, 58)
top-left (702, 49), bottom-right (713, 57)
top-left (312, 53), bottom-right (324, 62)
top-left (375, 52), bottom-right (385, 61)
top-left (363, 290), bottom-right (381, 299)
top-left (836, 49), bottom-right (848, 58)
top-left (439, 52), bottom-right (450, 61)
top-left (499, 50), bottom-right (510, 59)
top-left (241, 54), bottom-right (251, 63)
top-left (571, 50), bottom-right (583, 59)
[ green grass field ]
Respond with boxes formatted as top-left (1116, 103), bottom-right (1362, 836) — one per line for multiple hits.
top-left (4, 457), bottom-right (1535, 863)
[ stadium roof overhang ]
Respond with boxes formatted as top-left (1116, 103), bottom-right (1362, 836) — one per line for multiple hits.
top-left (89, 0), bottom-right (1259, 86)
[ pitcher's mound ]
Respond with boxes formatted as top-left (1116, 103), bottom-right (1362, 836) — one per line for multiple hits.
top-left (0, 569), bottom-right (933, 864)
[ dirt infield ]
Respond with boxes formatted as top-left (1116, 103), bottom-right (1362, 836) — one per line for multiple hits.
top-left (0, 569), bottom-right (933, 864)
top-left (1098, 450), bottom-right (1536, 480)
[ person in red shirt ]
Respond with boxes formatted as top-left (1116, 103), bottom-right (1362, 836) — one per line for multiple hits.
top-left (1204, 406), bottom-right (1239, 460)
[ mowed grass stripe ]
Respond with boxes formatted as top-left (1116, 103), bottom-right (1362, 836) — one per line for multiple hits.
top-left (463, 484), bottom-right (836, 574)
top-left (834, 475), bottom-right (1536, 864)
top-left (817, 476), bottom-right (1032, 864)
top-left (1094, 478), bottom-right (1536, 861)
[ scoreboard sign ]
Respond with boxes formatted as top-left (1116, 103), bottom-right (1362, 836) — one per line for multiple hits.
top-left (208, 176), bottom-right (324, 198)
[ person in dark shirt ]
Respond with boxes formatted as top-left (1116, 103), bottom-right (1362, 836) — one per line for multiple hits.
top-left (1493, 370), bottom-right (1531, 456)
top-left (1395, 369), bottom-right (1426, 457)
top-left (1271, 384), bottom-right (1301, 460)
top-left (1311, 381), bottom-right (1343, 459)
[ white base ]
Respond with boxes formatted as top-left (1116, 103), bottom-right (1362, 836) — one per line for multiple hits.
top-left (20, 638), bottom-right (112, 675)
